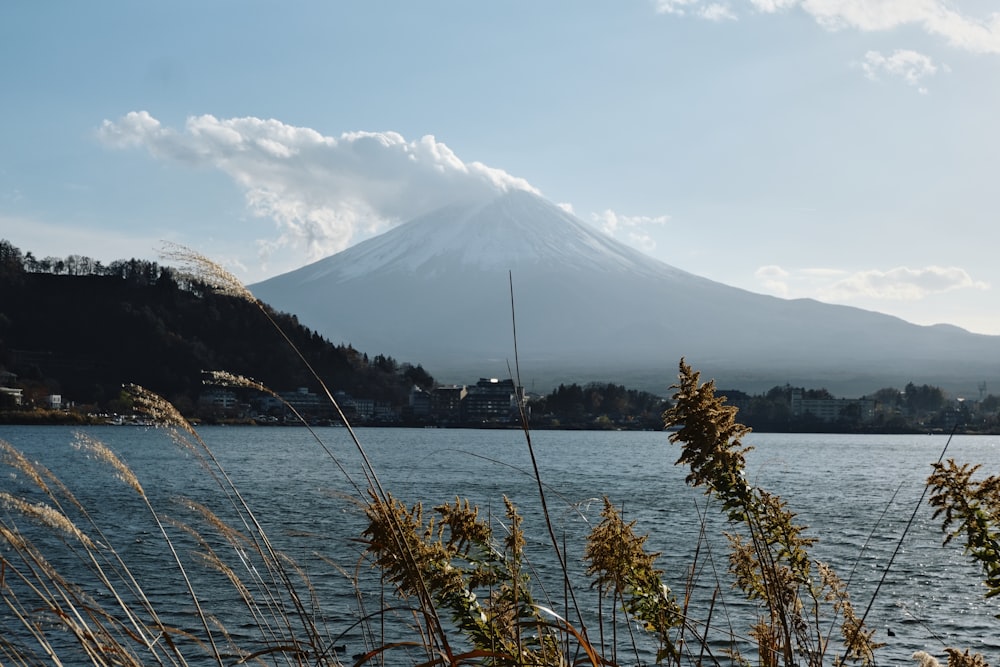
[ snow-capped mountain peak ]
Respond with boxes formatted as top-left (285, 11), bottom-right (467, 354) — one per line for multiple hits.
top-left (285, 189), bottom-right (683, 282)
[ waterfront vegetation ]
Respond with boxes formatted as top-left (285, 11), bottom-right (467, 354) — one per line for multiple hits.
top-left (1, 246), bottom-right (998, 666)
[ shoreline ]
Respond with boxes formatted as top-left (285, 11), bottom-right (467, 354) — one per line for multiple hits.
top-left (0, 410), bottom-right (993, 435)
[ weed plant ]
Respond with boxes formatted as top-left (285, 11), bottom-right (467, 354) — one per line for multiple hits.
top-left (0, 246), bottom-right (993, 666)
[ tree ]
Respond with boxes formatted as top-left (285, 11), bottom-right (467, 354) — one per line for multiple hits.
top-left (22, 251), bottom-right (38, 272)
top-left (402, 363), bottom-right (434, 389)
top-left (371, 354), bottom-right (397, 374)
top-left (804, 387), bottom-right (834, 400)
top-left (872, 387), bottom-right (902, 408)
top-left (0, 240), bottom-right (24, 279)
top-left (904, 382), bottom-right (946, 416)
top-left (980, 394), bottom-right (1000, 414)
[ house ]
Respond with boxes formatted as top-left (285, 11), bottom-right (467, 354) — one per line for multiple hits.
top-left (0, 369), bottom-right (21, 407)
top-left (0, 387), bottom-right (23, 406)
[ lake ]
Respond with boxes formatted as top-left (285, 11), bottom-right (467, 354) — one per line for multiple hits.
top-left (1, 425), bottom-right (998, 665)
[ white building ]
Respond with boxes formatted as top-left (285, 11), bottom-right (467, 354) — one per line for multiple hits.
top-left (790, 389), bottom-right (875, 423)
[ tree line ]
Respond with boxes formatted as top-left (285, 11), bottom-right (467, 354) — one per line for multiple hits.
top-left (716, 381), bottom-right (1000, 433)
top-left (528, 382), bottom-right (669, 429)
top-left (0, 240), bottom-right (433, 417)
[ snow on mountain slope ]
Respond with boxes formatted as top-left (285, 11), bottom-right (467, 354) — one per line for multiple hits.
top-left (252, 189), bottom-right (1000, 395)
top-left (274, 189), bottom-right (691, 281)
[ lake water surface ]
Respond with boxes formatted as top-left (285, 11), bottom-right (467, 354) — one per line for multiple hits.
top-left (1, 425), bottom-right (998, 665)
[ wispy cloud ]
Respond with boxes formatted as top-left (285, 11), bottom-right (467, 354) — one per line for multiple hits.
top-left (756, 264), bottom-right (989, 301)
top-left (791, 1), bottom-right (1000, 55)
top-left (821, 266), bottom-right (990, 300)
top-left (861, 49), bottom-right (942, 94)
top-left (748, 0), bottom-right (798, 11)
top-left (656, 0), bottom-right (736, 20)
top-left (655, 0), bottom-right (1000, 55)
top-left (592, 209), bottom-right (670, 252)
top-left (754, 264), bottom-right (794, 296)
top-left (654, 0), bottom-right (703, 16)
top-left (98, 112), bottom-right (539, 264)
top-left (701, 3), bottom-right (738, 21)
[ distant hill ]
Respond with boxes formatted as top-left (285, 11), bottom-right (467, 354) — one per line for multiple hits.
top-left (0, 243), bottom-right (432, 411)
top-left (252, 189), bottom-right (1000, 397)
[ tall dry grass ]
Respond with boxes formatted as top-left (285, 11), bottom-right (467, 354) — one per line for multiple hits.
top-left (0, 246), bottom-right (992, 666)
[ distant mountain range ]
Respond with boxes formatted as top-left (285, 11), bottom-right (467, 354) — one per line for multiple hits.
top-left (251, 189), bottom-right (1000, 396)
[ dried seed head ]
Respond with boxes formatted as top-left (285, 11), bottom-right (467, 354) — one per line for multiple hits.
top-left (0, 439), bottom-right (51, 495)
top-left (204, 370), bottom-right (275, 397)
top-left (72, 433), bottom-right (145, 497)
top-left (0, 492), bottom-right (95, 548)
top-left (127, 384), bottom-right (199, 440)
top-left (159, 241), bottom-right (257, 303)
top-left (0, 525), bottom-right (27, 550)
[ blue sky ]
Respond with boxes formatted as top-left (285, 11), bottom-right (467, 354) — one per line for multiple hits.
top-left (3, 1), bottom-right (999, 333)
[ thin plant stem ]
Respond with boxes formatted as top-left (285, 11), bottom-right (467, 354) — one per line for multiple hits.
top-left (843, 424), bottom-right (958, 665)
top-left (507, 271), bottom-right (588, 642)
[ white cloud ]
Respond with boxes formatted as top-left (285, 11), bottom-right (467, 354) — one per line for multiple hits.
top-left (862, 49), bottom-right (940, 93)
top-left (754, 264), bottom-right (791, 296)
top-left (756, 264), bottom-right (790, 278)
top-left (749, 0), bottom-right (799, 11)
top-left (592, 209), bottom-right (669, 252)
top-left (594, 209), bottom-right (670, 234)
top-left (654, 0), bottom-right (704, 16)
top-left (98, 111), bottom-right (539, 264)
top-left (655, 0), bottom-right (1000, 55)
top-left (700, 3), bottom-right (737, 21)
top-left (756, 264), bottom-right (989, 301)
top-left (655, 0), bottom-right (741, 21)
top-left (821, 265), bottom-right (990, 300)
top-left (798, 0), bottom-right (1000, 54)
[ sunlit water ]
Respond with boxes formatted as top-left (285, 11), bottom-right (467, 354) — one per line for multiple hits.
top-left (1, 425), bottom-right (998, 665)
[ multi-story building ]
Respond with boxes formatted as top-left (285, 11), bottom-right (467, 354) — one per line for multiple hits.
top-left (198, 389), bottom-right (240, 416)
top-left (408, 386), bottom-right (432, 417)
top-left (431, 384), bottom-right (467, 421)
top-left (278, 387), bottom-right (335, 420)
top-left (463, 378), bottom-right (524, 422)
top-left (790, 389), bottom-right (875, 423)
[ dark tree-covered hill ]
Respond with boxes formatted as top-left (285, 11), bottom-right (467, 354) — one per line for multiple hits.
top-left (0, 241), bottom-right (432, 411)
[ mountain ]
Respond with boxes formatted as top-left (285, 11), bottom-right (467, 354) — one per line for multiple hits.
top-left (251, 189), bottom-right (1000, 396)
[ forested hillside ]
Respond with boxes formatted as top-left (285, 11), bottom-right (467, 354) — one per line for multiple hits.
top-left (0, 241), bottom-right (432, 412)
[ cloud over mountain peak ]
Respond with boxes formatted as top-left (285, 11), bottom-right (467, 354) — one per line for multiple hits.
top-left (98, 112), bottom-right (539, 265)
